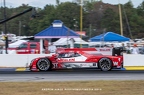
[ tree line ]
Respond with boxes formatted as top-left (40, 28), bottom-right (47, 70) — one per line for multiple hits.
top-left (0, 0), bottom-right (144, 39)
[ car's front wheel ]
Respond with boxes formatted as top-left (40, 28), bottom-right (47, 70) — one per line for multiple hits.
top-left (98, 58), bottom-right (112, 71)
top-left (37, 58), bottom-right (52, 71)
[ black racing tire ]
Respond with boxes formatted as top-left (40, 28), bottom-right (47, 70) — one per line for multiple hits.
top-left (98, 58), bottom-right (112, 71)
top-left (36, 58), bottom-right (52, 71)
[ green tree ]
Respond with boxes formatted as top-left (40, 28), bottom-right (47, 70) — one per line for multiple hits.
top-left (101, 8), bottom-right (120, 34)
top-left (123, 1), bottom-right (140, 38)
top-left (0, 0), bottom-right (144, 39)
top-left (135, 1), bottom-right (144, 38)
top-left (29, 4), bottom-right (56, 35)
top-left (56, 0), bottom-right (60, 5)
top-left (54, 2), bottom-right (80, 30)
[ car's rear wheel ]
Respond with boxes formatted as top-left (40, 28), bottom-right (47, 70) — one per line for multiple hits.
top-left (98, 58), bottom-right (112, 71)
top-left (37, 58), bottom-right (52, 71)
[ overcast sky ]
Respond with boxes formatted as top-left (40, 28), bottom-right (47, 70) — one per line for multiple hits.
top-left (0, 0), bottom-right (143, 8)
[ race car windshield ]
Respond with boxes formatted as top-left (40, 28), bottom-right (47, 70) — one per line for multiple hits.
top-left (58, 52), bottom-right (80, 58)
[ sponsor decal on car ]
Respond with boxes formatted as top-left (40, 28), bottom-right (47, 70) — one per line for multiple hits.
top-left (62, 63), bottom-right (98, 68)
top-left (53, 63), bottom-right (58, 68)
top-left (113, 61), bottom-right (118, 65)
top-left (58, 58), bottom-right (75, 62)
top-left (99, 48), bottom-right (111, 51)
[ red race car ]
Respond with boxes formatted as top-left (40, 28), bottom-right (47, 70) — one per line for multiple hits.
top-left (29, 48), bottom-right (123, 71)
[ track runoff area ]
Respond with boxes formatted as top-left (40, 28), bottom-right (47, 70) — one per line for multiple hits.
top-left (0, 67), bottom-right (144, 72)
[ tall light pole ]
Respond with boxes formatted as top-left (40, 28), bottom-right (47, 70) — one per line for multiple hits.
top-left (80, 0), bottom-right (83, 48)
top-left (3, 0), bottom-right (8, 54)
top-left (118, 0), bottom-right (123, 36)
top-left (19, 21), bottom-right (22, 36)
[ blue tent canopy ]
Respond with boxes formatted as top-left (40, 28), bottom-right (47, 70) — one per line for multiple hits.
top-left (34, 20), bottom-right (79, 38)
top-left (90, 32), bottom-right (130, 42)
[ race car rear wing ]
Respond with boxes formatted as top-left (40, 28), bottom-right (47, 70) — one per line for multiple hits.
top-left (56, 48), bottom-right (97, 53)
top-left (57, 47), bottom-right (124, 56)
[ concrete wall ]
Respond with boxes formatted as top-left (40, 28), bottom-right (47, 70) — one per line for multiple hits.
top-left (0, 53), bottom-right (144, 67)
top-left (123, 54), bottom-right (144, 66)
top-left (0, 54), bottom-right (52, 67)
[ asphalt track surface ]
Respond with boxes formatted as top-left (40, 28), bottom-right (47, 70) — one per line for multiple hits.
top-left (0, 69), bottom-right (144, 82)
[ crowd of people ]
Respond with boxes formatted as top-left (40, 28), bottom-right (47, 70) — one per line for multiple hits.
top-left (111, 43), bottom-right (144, 54)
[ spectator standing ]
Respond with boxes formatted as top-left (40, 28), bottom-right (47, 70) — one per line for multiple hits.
top-left (110, 44), bottom-right (114, 48)
top-left (139, 44), bottom-right (144, 54)
top-left (126, 43), bottom-right (132, 54)
top-left (130, 44), bottom-right (139, 54)
top-left (121, 43), bottom-right (126, 51)
top-left (48, 42), bottom-right (57, 53)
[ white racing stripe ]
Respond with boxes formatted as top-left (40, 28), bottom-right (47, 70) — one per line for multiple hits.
top-left (62, 62), bottom-right (98, 68)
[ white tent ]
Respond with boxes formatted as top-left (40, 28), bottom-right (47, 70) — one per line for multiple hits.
top-left (54, 38), bottom-right (70, 45)
top-left (53, 38), bottom-right (88, 45)
top-left (74, 38), bottom-right (89, 44)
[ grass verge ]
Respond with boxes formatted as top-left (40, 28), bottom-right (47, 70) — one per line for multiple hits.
top-left (0, 80), bottom-right (144, 95)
